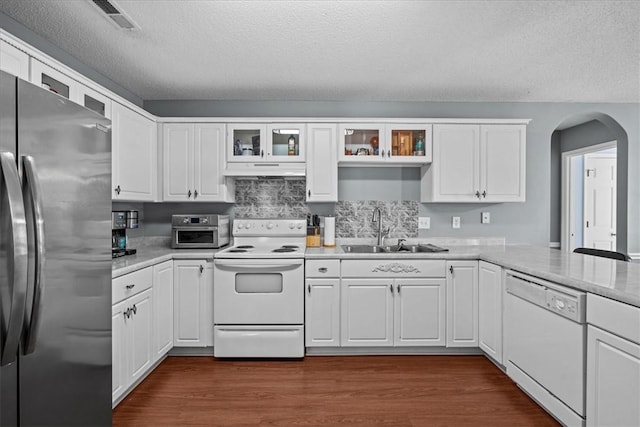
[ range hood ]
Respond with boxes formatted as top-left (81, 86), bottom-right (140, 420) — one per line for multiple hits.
top-left (223, 162), bottom-right (306, 177)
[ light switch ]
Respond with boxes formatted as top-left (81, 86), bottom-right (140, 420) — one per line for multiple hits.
top-left (452, 216), bottom-right (461, 229)
top-left (481, 212), bottom-right (490, 224)
top-left (418, 217), bottom-right (430, 229)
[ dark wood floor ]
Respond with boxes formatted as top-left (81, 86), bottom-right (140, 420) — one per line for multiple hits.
top-left (113, 355), bottom-right (559, 426)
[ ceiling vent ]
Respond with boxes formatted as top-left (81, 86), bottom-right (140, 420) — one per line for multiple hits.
top-left (91, 0), bottom-right (138, 30)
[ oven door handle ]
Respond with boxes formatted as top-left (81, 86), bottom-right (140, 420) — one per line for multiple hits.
top-left (214, 260), bottom-right (303, 271)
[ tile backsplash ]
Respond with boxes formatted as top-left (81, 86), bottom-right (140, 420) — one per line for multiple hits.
top-left (234, 178), bottom-right (308, 218)
top-left (335, 200), bottom-right (418, 239)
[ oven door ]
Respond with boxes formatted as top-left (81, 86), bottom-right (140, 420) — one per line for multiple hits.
top-left (172, 227), bottom-right (217, 248)
top-left (213, 258), bottom-right (303, 324)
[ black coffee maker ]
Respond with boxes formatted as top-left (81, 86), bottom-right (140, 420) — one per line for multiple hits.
top-left (112, 210), bottom-right (138, 258)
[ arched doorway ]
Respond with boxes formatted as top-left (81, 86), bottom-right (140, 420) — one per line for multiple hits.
top-left (549, 112), bottom-right (628, 253)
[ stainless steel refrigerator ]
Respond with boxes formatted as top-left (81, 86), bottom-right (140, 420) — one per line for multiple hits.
top-left (0, 70), bottom-right (111, 426)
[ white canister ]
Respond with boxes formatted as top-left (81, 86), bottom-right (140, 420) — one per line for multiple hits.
top-left (323, 216), bottom-right (336, 247)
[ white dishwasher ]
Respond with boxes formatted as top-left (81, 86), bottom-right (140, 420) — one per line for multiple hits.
top-left (504, 270), bottom-right (586, 427)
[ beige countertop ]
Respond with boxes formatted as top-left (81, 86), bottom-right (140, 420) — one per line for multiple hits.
top-left (113, 238), bottom-right (640, 308)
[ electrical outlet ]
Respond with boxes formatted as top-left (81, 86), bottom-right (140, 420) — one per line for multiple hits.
top-left (481, 212), bottom-right (490, 224)
top-left (418, 217), bottom-right (430, 229)
top-left (452, 216), bottom-right (461, 229)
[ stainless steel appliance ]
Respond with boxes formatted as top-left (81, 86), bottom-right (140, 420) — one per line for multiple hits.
top-left (0, 71), bottom-right (111, 425)
top-left (112, 210), bottom-right (139, 258)
top-left (213, 218), bottom-right (306, 358)
top-left (171, 214), bottom-right (229, 249)
top-left (504, 270), bottom-right (586, 426)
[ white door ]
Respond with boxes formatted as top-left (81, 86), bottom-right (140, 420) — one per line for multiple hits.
top-left (174, 260), bottom-right (207, 346)
top-left (587, 325), bottom-right (640, 427)
top-left (394, 278), bottom-right (446, 346)
top-left (153, 260), bottom-right (174, 361)
top-left (583, 153), bottom-right (616, 250)
top-left (305, 278), bottom-right (341, 347)
top-left (194, 124), bottom-right (226, 201)
top-left (306, 124), bottom-right (338, 202)
top-left (111, 300), bottom-right (128, 404)
top-left (267, 123), bottom-right (306, 162)
top-left (480, 125), bottom-right (526, 202)
top-left (163, 123), bottom-right (193, 201)
top-left (432, 124), bottom-right (479, 201)
top-left (0, 40), bottom-right (29, 80)
top-left (341, 278), bottom-right (394, 347)
top-left (478, 261), bottom-right (503, 363)
top-left (128, 289), bottom-right (153, 384)
top-left (29, 59), bottom-right (79, 102)
top-left (446, 261), bottom-right (478, 347)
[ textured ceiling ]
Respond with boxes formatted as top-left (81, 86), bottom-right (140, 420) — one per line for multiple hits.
top-left (0, 0), bottom-right (638, 102)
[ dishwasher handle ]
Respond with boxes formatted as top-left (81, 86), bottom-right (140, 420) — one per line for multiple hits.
top-left (505, 273), bottom-right (548, 307)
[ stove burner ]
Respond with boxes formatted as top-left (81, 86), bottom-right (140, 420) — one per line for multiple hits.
top-left (281, 245), bottom-right (299, 249)
top-left (228, 249), bottom-right (248, 253)
top-left (272, 248), bottom-right (296, 253)
top-left (236, 245), bottom-right (254, 249)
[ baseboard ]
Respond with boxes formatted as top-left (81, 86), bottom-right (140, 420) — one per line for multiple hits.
top-left (549, 242), bottom-right (560, 249)
top-left (305, 346), bottom-right (483, 356)
top-left (168, 346), bottom-right (215, 356)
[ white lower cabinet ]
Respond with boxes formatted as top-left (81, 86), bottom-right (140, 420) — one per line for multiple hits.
top-left (173, 260), bottom-right (214, 347)
top-left (340, 259), bottom-right (446, 347)
top-left (586, 294), bottom-right (640, 427)
top-left (446, 261), bottom-right (478, 347)
top-left (478, 261), bottom-right (503, 363)
top-left (306, 278), bottom-right (341, 347)
top-left (153, 260), bottom-right (174, 361)
top-left (111, 287), bottom-right (153, 405)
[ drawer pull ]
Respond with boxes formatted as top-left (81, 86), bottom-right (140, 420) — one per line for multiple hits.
top-left (125, 284), bottom-right (135, 290)
top-left (318, 267), bottom-right (328, 273)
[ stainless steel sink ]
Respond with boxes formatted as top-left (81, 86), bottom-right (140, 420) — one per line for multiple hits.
top-left (341, 245), bottom-right (389, 253)
top-left (341, 244), bottom-right (448, 254)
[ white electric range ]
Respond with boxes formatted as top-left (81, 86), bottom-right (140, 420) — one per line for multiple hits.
top-left (213, 218), bottom-right (306, 358)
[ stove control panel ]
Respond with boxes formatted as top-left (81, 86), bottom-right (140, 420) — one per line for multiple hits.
top-left (233, 219), bottom-right (306, 236)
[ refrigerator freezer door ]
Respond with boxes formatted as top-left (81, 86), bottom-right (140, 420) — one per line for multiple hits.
top-left (17, 78), bottom-right (112, 426)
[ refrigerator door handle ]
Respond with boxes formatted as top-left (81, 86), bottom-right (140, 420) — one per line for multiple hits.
top-left (0, 152), bottom-right (28, 366)
top-left (21, 155), bottom-right (46, 354)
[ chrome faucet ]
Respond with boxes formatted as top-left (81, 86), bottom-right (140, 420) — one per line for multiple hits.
top-left (372, 207), bottom-right (389, 246)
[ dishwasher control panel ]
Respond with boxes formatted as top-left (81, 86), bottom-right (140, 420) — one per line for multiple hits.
top-left (546, 290), bottom-right (580, 321)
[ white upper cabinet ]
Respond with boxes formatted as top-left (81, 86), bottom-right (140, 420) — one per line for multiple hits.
top-left (266, 123), bottom-right (306, 162)
top-left (0, 39), bottom-right (29, 80)
top-left (78, 83), bottom-right (112, 119)
top-left (163, 123), bottom-right (233, 202)
top-left (112, 101), bottom-right (157, 201)
top-left (306, 123), bottom-right (338, 202)
top-left (421, 123), bottom-right (526, 203)
top-left (227, 123), bottom-right (305, 163)
top-left (338, 123), bottom-right (432, 165)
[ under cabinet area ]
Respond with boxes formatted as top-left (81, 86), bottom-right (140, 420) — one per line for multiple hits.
top-left (421, 123), bottom-right (526, 202)
top-left (112, 101), bottom-right (157, 201)
top-left (173, 260), bottom-right (214, 347)
top-left (162, 123), bottom-right (234, 202)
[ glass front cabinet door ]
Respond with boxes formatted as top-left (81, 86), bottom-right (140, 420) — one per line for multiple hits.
top-left (79, 84), bottom-right (112, 119)
top-left (338, 124), bottom-right (385, 163)
top-left (267, 123), bottom-right (306, 162)
top-left (386, 124), bottom-right (433, 164)
top-left (227, 124), bottom-right (267, 162)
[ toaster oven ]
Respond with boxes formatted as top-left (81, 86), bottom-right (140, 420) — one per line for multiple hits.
top-left (171, 214), bottom-right (230, 249)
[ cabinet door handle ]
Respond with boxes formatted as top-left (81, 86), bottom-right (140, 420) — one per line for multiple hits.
top-left (114, 185), bottom-right (121, 195)
top-left (261, 149), bottom-right (264, 158)
top-left (387, 150), bottom-right (391, 158)
top-left (125, 284), bottom-right (135, 290)
top-left (124, 308), bottom-right (131, 319)
top-left (308, 189), bottom-right (311, 198)
top-left (397, 284), bottom-right (401, 294)
top-left (449, 265), bottom-right (454, 275)
top-left (132, 304), bottom-right (137, 315)
top-left (199, 265), bottom-right (204, 274)
top-left (381, 149), bottom-right (385, 157)
top-left (482, 190), bottom-right (487, 198)
top-left (187, 190), bottom-right (192, 198)
top-left (475, 191), bottom-right (481, 198)
top-left (389, 284), bottom-right (394, 294)
top-left (194, 190), bottom-right (198, 199)
top-left (307, 284), bottom-right (311, 294)
top-left (318, 267), bottom-right (327, 273)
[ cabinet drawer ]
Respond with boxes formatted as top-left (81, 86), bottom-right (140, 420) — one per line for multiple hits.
top-left (112, 267), bottom-right (153, 304)
top-left (306, 260), bottom-right (340, 277)
top-left (341, 259), bottom-right (445, 278)
top-left (587, 293), bottom-right (640, 344)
